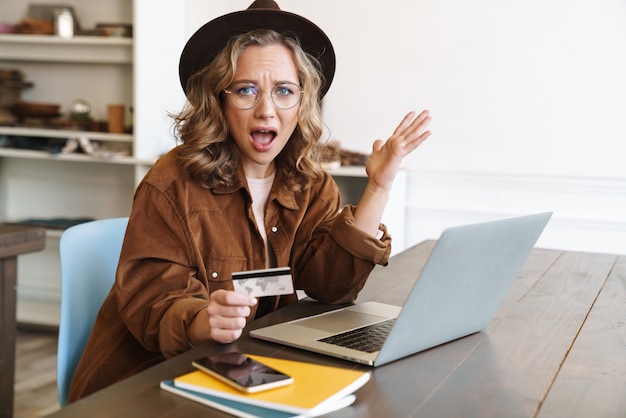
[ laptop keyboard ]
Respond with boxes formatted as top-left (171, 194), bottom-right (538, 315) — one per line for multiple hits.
top-left (318, 318), bottom-right (397, 353)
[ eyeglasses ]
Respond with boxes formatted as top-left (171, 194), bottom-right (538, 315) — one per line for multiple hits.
top-left (224, 82), bottom-right (303, 110)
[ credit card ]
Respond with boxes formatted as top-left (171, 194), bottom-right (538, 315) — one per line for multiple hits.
top-left (232, 267), bottom-right (294, 297)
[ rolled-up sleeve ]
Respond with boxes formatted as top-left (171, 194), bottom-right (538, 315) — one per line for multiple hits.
top-left (289, 174), bottom-right (393, 304)
top-left (331, 205), bottom-right (391, 266)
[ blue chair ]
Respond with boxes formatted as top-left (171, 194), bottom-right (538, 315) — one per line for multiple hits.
top-left (57, 217), bottom-right (128, 407)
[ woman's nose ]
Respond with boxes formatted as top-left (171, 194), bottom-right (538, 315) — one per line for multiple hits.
top-left (254, 91), bottom-right (276, 118)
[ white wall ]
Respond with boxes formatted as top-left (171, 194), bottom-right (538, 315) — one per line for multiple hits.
top-left (4, 0), bottom-right (624, 253)
top-left (186, 0), bottom-right (626, 255)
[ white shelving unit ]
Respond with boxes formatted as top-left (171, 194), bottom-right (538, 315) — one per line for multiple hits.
top-left (0, 0), bottom-right (184, 326)
top-left (0, 33), bottom-right (138, 326)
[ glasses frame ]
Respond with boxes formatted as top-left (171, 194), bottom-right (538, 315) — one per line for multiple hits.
top-left (223, 82), bottom-right (304, 110)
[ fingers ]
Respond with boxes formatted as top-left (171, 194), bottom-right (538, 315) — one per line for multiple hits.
top-left (391, 110), bottom-right (415, 133)
top-left (404, 110), bottom-right (431, 136)
top-left (206, 290), bottom-right (257, 343)
top-left (395, 110), bottom-right (432, 152)
top-left (211, 288), bottom-right (257, 307)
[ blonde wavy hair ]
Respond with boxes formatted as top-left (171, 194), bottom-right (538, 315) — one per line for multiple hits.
top-left (172, 29), bottom-right (325, 191)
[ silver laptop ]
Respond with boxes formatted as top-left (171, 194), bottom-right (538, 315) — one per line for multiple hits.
top-left (250, 212), bottom-right (552, 366)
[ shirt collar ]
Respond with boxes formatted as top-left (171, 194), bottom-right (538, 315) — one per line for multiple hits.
top-left (211, 165), bottom-right (299, 211)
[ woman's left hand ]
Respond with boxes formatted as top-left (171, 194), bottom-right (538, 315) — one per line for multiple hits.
top-left (366, 110), bottom-right (431, 190)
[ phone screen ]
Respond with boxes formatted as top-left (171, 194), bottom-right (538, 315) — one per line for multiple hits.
top-left (193, 352), bottom-right (293, 393)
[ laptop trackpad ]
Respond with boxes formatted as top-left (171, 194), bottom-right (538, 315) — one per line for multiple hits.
top-left (292, 310), bottom-right (388, 333)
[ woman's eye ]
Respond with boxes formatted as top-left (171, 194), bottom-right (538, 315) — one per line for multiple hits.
top-left (275, 86), bottom-right (293, 96)
top-left (237, 86), bottom-right (257, 96)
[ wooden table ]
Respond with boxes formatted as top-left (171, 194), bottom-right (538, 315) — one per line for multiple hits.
top-left (0, 224), bottom-right (46, 418)
top-left (47, 242), bottom-right (626, 418)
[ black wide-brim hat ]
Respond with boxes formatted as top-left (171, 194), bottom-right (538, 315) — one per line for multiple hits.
top-left (178, 0), bottom-right (336, 99)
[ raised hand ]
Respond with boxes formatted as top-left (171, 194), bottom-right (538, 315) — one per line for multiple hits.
top-left (353, 110), bottom-right (431, 236)
top-left (366, 110), bottom-right (432, 190)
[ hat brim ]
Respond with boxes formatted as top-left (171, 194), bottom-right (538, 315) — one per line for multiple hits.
top-left (178, 9), bottom-right (336, 99)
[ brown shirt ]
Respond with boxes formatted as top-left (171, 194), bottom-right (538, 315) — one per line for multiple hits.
top-left (68, 147), bottom-right (391, 402)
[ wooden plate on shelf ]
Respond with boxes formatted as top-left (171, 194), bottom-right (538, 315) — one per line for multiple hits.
top-left (14, 101), bottom-right (61, 118)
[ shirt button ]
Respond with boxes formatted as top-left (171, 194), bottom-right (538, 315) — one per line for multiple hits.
top-left (211, 272), bottom-right (218, 278)
top-left (271, 226), bottom-right (278, 233)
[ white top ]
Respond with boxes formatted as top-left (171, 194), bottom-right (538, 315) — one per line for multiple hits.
top-left (247, 173), bottom-right (276, 268)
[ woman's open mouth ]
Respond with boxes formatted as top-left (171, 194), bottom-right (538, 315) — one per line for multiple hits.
top-left (250, 130), bottom-right (277, 152)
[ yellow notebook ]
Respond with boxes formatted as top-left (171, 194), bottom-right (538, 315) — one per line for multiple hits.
top-left (171, 354), bottom-right (370, 416)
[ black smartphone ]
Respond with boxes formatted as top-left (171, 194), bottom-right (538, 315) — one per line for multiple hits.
top-left (192, 352), bottom-right (294, 393)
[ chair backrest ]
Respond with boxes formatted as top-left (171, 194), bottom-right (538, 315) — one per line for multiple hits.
top-left (57, 217), bottom-right (128, 407)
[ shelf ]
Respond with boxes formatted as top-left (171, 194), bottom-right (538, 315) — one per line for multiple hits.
top-left (326, 165), bottom-right (411, 178)
top-left (326, 165), bottom-right (367, 177)
top-left (0, 147), bottom-right (155, 166)
top-left (0, 126), bottom-right (132, 142)
top-left (0, 34), bottom-right (132, 63)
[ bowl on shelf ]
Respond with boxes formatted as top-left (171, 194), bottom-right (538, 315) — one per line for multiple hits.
top-left (95, 23), bottom-right (132, 37)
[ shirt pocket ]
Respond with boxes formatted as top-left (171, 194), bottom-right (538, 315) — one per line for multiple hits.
top-left (203, 255), bottom-right (249, 291)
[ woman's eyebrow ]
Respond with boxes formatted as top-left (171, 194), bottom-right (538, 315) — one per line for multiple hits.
top-left (229, 79), bottom-right (257, 85)
top-left (230, 79), bottom-right (300, 86)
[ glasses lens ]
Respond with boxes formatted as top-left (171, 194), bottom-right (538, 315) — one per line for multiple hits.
top-left (271, 83), bottom-right (302, 109)
top-left (227, 83), bottom-right (259, 109)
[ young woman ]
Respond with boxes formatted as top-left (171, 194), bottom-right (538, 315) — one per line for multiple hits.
top-left (68, 0), bottom-right (431, 402)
